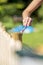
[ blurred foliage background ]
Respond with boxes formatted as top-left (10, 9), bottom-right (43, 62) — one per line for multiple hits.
top-left (0, 0), bottom-right (43, 48)
top-left (0, 0), bottom-right (43, 30)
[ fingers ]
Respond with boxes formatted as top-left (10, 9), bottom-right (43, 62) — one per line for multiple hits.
top-left (23, 17), bottom-right (29, 26)
top-left (23, 17), bottom-right (32, 26)
top-left (27, 17), bottom-right (32, 26)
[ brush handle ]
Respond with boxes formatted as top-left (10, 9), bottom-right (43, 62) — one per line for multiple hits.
top-left (21, 19), bottom-right (32, 33)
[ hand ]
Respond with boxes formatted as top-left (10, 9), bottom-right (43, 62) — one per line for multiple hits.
top-left (22, 10), bottom-right (32, 26)
top-left (23, 17), bottom-right (32, 26)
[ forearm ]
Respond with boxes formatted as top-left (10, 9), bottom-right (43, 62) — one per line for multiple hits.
top-left (25, 0), bottom-right (43, 16)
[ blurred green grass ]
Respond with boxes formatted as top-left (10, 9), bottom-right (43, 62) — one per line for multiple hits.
top-left (22, 23), bottom-right (43, 49)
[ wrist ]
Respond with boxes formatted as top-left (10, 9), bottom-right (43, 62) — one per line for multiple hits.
top-left (22, 9), bottom-right (31, 19)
